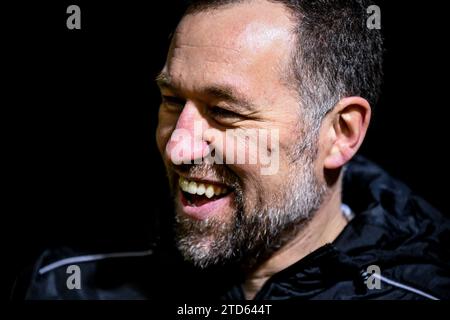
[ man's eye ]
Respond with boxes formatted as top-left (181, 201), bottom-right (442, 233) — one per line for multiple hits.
top-left (209, 107), bottom-right (241, 120)
top-left (161, 95), bottom-right (185, 108)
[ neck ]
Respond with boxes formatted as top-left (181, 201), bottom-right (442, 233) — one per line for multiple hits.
top-left (242, 179), bottom-right (347, 299)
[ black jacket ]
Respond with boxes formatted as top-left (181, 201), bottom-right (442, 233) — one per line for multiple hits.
top-left (14, 156), bottom-right (450, 300)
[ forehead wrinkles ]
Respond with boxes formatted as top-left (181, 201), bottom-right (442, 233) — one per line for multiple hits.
top-left (175, 2), bottom-right (293, 56)
top-left (170, 20), bottom-right (241, 70)
top-left (164, 2), bottom-right (296, 99)
top-left (171, 39), bottom-right (240, 67)
top-left (176, 4), bottom-right (294, 55)
top-left (165, 50), bottom-right (249, 95)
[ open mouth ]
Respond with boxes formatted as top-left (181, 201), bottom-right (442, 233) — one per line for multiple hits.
top-left (178, 176), bottom-right (233, 219)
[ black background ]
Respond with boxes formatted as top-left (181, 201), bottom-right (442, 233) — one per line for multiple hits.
top-left (3, 1), bottom-right (449, 299)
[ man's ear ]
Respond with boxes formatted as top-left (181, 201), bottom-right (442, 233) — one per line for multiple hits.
top-left (323, 97), bottom-right (371, 169)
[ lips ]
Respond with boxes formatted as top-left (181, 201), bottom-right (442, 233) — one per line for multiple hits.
top-left (177, 176), bottom-right (233, 220)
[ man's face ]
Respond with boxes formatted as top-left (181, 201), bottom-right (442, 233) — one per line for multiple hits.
top-left (156, 1), bottom-right (326, 267)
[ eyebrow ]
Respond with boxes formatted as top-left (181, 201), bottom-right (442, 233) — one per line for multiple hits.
top-left (155, 72), bottom-right (257, 113)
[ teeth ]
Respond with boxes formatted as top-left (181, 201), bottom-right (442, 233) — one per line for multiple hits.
top-left (197, 183), bottom-right (206, 195)
top-left (179, 177), bottom-right (189, 191)
top-left (179, 176), bottom-right (229, 198)
top-left (205, 185), bottom-right (215, 198)
top-left (188, 181), bottom-right (197, 194)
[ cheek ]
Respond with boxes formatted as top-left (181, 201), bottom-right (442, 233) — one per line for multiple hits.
top-left (230, 163), bottom-right (268, 201)
top-left (238, 148), bottom-right (295, 192)
top-left (223, 128), bottom-right (292, 185)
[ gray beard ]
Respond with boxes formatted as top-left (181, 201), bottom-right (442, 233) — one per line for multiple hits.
top-left (174, 151), bottom-right (327, 270)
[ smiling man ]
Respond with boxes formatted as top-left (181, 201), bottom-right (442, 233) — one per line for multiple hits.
top-left (155, 0), bottom-right (362, 298)
top-left (152, 0), bottom-right (450, 300)
top-left (18, 0), bottom-right (450, 300)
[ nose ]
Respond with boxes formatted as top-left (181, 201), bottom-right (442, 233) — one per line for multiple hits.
top-left (165, 101), bottom-right (210, 165)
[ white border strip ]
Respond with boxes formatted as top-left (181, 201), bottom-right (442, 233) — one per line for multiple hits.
top-left (373, 273), bottom-right (439, 300)
top-left (38, 249), bottom-right (154, 275)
